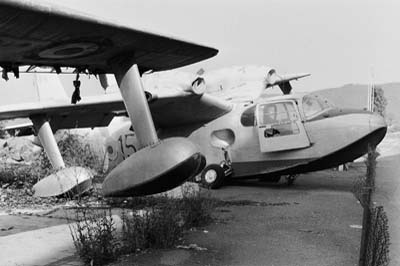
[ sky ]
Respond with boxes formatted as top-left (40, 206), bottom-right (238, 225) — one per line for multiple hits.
top-left (53, 0), bottom-right (400, 91)
top-left (0, 0), bottom-right (399, 104)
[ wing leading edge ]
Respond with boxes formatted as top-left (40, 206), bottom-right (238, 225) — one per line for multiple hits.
top-left (0, 0), bottom-right (218, 73)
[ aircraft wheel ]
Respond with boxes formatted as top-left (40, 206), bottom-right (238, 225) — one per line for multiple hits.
top-left (285, 175), bottom-right (297, 186)
top-left (201, 164), bottom-right (225, 189)
top-left (269, 176), bottom-right (281, 183)
top-left (258, 176), bottom-right (281, 183)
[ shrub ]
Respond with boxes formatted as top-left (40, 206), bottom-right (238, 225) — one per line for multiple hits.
top-left (178, 191), bottom-right (215, 229)
top-left (69, 207), bottom-right (119, 266)
top-left (70, 189), bottom-right (217, 265)
top-left (121, 202), bottom-right (183, 253)
top-left (373, 86), bottom-right (387, 118)
top-left (0, 164), bottom-right (38, 188)
top-left (34, 131), bottom-right (104, 178)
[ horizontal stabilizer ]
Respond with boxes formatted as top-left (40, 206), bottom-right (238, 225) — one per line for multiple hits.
top-left (265, 70), bottom-right (310, 94)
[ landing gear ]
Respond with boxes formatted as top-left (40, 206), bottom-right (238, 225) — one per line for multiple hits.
top-left (201, 164), bottom-right (226, 189)
top-left (285, 174), bottom-right (298, 186)
top-left (201, 146), bottom-right (233, 189)
top-left (269, 176), bottom-right (281, 183)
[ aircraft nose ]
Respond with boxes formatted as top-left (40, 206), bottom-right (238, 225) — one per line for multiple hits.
top-left (364, 113), bottom-right (387, 149)
top-left (369, 113), bottom-right (387, 131)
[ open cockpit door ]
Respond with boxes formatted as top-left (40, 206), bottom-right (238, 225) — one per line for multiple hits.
top-left (256, 100), bottom-right (310, 152)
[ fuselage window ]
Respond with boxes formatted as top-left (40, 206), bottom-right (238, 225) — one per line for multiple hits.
top-left (258, 102), bottom-right (300, 137)
top-left (240, 105), bottom-right (256, 127)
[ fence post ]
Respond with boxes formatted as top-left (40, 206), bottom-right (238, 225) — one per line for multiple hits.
top-left (358, 147), bottom-right (377, 266)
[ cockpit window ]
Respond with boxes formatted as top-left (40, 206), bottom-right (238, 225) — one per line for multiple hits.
top-left (302, 94), bottom-right (330, 118)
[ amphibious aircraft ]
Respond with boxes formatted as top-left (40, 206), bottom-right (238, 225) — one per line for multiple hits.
top-left (103, 69), bottom-right (387, 188)
top-left (0, 1), bottom-right (387, 196)
top-left (0, 0), bottom-right (218, 197)
top-left (0, 65), bottom-right (388, 193)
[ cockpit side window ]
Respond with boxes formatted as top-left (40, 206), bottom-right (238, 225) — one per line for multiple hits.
top-left (240, 105), bottom-right (256, 127)
top-left (257, 101), bottom-right (300, 137)
top-left (302, 94), bottom-right (327, 118)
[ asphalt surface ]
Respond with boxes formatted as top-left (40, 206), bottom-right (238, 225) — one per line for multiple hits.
top-left (2, 155), bottom-right (399, 266)
top-left (113, 168), bottom-right (363, 266)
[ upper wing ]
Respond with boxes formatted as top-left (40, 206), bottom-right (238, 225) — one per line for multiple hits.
top-left (0, 0), bottom-right (217, 73)
top-left (0, 92), bottom-right (232, 130)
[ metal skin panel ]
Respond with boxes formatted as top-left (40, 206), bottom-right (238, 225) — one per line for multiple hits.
top-left (0, 0), bottom-right (218, 73)
top-left (106, 93), bottom-right (387, 179)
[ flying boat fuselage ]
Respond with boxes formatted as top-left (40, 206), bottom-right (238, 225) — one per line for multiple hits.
top-left (106, 92), bottom-right (387, 181)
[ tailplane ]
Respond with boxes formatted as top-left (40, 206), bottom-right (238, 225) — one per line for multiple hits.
top-left (265, 69), bottom-right (310, 95)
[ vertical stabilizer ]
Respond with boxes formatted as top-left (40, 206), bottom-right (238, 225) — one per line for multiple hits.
top-left (33, 74), bottom-right (68, 102)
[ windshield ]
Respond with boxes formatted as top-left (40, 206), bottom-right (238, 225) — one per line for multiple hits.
top-left (302, 94), bottom-right (332, 118)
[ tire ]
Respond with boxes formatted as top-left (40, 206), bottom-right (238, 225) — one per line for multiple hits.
top-left (269, 176), bottom-right (281, 183)
top-left (258, 176), bottom-right (280, 183)
top-left (201, 164), bottom-right (225, 189)
top-left (285, 175), bottom-right (297, 186)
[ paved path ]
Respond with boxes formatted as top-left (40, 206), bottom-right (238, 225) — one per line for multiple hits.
top-left (112, 169), bottom-right (363, 266)
top-left (0, 222), bottom-right (78, 266)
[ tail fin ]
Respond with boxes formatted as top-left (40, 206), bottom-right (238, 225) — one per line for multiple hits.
top-left (33, 74), bottom-right (68, 102)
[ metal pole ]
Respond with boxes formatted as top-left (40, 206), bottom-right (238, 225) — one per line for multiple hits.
top-left (31, 116), bottom-right (65, 169)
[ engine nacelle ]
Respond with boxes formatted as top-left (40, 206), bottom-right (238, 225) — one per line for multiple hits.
top-left (185, 77), bottom-right (206, 95)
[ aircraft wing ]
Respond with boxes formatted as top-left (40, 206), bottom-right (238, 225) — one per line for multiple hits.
top-left (0, 0), bottom-right (217, 73)
top-left (0, 92), bottom-right (232, 130)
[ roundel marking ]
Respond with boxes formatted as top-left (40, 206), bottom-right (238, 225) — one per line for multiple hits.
top-left (38, 42), bottom-right (100, 59)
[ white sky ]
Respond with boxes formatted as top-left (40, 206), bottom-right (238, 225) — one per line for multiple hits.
top-left (0, 0), bottom-right (398, 104)
top-left (54, 0), bottom-right (400, 91)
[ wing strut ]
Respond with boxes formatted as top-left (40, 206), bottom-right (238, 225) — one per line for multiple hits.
top-left (29, 115), bottom-right (92, 197)
top-left (102, 58), bottom-right (205, 197)
top-left (31, 116), bottom-right (65, 169)
top-left (113, 61), bottom-right (158, 148)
